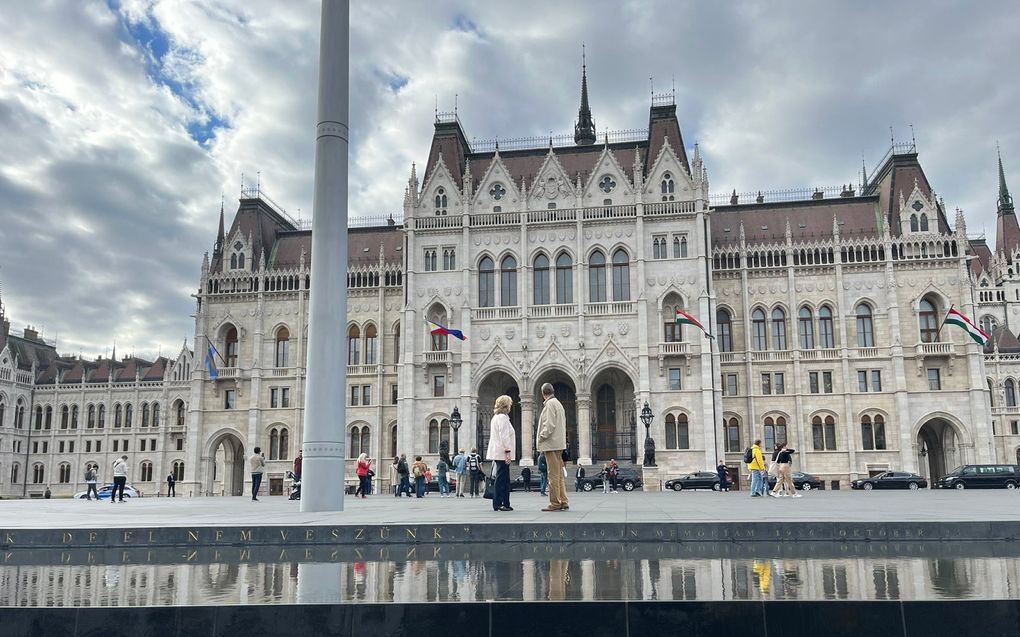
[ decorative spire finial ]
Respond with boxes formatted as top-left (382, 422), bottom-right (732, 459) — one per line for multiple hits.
top-left (574, 44), bottom-right (596, 146)
top-left (861, 155), bottom-right (868, 190)
top-left (998, 144), bottom-right (1014, 216)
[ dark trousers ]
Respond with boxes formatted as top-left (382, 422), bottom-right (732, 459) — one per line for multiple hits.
top-left (415, 476), bottom-right (425, 498)
top-left (492, 461), bottom-right (511, 510)
top-left (356, 475), bottom-right (370, 497)
top-left (469, 470), bottom-right (482, 496)
top-left (523, 478), bottom-right (531, 492)
top-left (397, 475), bottom-right (411, 496)
top-left (112, 476), bottom-right (126, 501)
top-left (251, 473), bottom-right (263, 500)
top-left (86, 483), bottom-right (99, 500)
top-left (575, 477), bottom-right (583, 492)
top-left (167, 483), bottom-right (176, 497)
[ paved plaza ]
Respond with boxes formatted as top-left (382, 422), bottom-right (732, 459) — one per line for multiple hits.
top-left (2, 489), bottom-right (1018, 530)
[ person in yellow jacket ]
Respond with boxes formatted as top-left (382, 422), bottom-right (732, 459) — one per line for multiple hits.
top-left (752, 560), bottom-right (772, 595)
top-left (747, 438), bottom-right (767, 497)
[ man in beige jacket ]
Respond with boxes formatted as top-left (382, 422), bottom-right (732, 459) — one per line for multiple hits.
top-left (536, 382), bottom-right (569, 511)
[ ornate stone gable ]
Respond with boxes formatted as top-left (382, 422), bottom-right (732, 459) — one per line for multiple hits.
top-left (644, 136), bottom-right (693, 198)
top-left (473, 338), bottom-right (522, 384)
top-left (528, 148), bottom-right (576, 203)
top-left (471, 149), bottom-right (520, 207)
top-left (587, 334), bottom-right (637, 378)
top-left (582, 144), bottom-right (634, 203)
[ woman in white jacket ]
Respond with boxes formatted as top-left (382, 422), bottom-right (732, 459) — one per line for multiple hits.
top-left (485, 394), bottom-right (516, 511)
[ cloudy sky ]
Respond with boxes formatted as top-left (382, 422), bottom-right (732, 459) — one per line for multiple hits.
top-left (1, 0), bottom-right (1018, 360)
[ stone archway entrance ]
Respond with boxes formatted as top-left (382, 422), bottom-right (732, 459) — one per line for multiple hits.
top-left (590, 367), bottom-right (637, 463)
top-left (533, 369), bottom-right (578, 462)
top-left (477, 371), bottom-right (522, 460)
top-left (209, 432), bottom-right (245, 496)
top-left (917, 418), bottom-right (961, 482)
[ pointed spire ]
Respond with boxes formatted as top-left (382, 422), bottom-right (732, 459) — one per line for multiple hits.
top-left (574, 44), bottom-right (596, 146)
top-left (214, 197), bottom-right (225, 259)
top-left (998, 145), bottom-right (1014, 216)
top-left (861, 156), bottom-right (868, 190)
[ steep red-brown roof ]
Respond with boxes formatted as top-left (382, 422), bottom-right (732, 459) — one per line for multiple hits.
top-left (270, 225), bottom-right (403, 269)
top-left (969, 238), bottom-right (992, 278)
top-left (466, 142), bottom-right (648, 194)
top-left (711, 197), bottom-right (881, 246)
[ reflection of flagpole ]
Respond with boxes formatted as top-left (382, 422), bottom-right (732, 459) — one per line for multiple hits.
top-left (934, 304), bottom-right (954, 343)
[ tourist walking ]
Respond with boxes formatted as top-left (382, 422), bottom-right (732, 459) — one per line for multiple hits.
top-left (575, 465), bottom-right (585, 492)
top-left (716, 460), bottom-right (729, 492)
top-left (537, 382), bottom-right (569, 512)
top-left (453, 449), bottom-right (467, 497)
top-left (355, 453), bottom-right (373, 498)
top-left (250, 447), bottom-right (266, 501)
top-left (166, 472), bottom-right (176, 497)
top-left (396, 454), bottom-right (411, 497)
top-left (521, 466), bottom-right (532, 492)
top-left (771, 444), bottom-right (799, 497)
top-left (486, 394), bottom-right (516, 511)
top-left (437, 457), bottom-right (450, 497)
top-left (467, 448), bottom-right (483, 497)
top-left (607, 459), bottom-right (619, 493)
top-left (293, 450), bottom-right (303, 482)
top-left (746, 439), bottom-right (766, 497)
top-left (111, 455), bottom-right (128, 503)
top-left (411, 456), bottom-right (429, 498)
top-left (84, 465), bottom-right (99, 501)
top-left (601, 464), bottom-right (610, 493)
top-left (538, 453), bottom-right (548, 495)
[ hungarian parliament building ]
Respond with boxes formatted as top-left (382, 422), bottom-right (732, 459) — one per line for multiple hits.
top-left (3, 70), bottom-right (1020, 499)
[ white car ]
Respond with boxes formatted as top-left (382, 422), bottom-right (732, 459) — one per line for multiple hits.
top-left (73, 484), bottom-right (142, 500)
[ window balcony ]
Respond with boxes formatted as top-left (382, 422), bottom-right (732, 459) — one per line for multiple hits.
top-left (800, 348), bottom-right (840, 360)
top-left (411, 215), bottom-right (463, 230)
top-left (658, 342), bottom-right (691, 357)
top-left (853, 347), bottom-right (882, 359)
top-left (424, 351), bottom-right (452, 365)
top-left (917, 342), bottom-right (954, 357)
top-left (531, 304), bottom-right (577, 318)
top-left (269, 367), bottom-right (295, 378)
top-left (644, 200), bottom-right (698, 216)
top-left (720, 352), bottom-right (741, 363)
top-left (750, 350), bottom-right (793, 362)
top-left (585, 301), bottom-right (636, 316)
top-left (346, 365), bottom-right (379, 376)
top-left (474, 306), bottom-right (521, 320)
top-left (217, 367), bottom-right (241, 379)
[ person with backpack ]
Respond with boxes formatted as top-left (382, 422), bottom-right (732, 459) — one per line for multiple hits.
top-left (745, 439), bottom-right (766, 497)
top-left (467, 448), bottom-right (483, 497)
top-left (84, 465), bottom-right (99, 501)
top-left (538, 453), bottom-right (549, 495)
top-left (453, 449), bottom-right (468, 497)
top-left (396, 454), bottom-right (412, 497)
top-left (411, 456), bottom-right (429, 498)
top-left (607, 459), bottom-right (619, 493)
top-left (436, 457), bottom-right (450, 497)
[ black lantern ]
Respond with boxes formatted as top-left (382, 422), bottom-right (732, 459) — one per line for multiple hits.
top-left (450, 406), bottom-right (463, 455)
top-left (640, 401), bottom-right (656, 467)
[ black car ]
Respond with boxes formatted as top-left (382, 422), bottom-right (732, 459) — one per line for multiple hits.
top-left (665, 472), bottom-right (722, 492)
top-left (937, 464), bottom-right (1020, 489)
top-left (767, 471), bottom-right (824, 491)
top-left (580, 468), bottom-right (643, 492)
top-left (510, 474), bottom-right (541, 492)
top-left (851, 471), bottom-right (927, 490)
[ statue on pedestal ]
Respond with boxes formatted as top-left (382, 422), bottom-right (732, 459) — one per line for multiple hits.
top-left (439, 439), bottom-right (451, 467)
top-left (643, 436), bottom-right (656, 467)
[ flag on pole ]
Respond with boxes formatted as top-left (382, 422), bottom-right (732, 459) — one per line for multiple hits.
top-left (943, 308), bottom-right (989, 345)
top-left (675, 309), bottom-right (713, 339)
top-left (427, 320), bottom-right (467, 341)
top-left (205, 341), bottom-right (221, 379)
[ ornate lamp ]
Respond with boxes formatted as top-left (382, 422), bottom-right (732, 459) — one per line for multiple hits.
top-left (450, 406), bottom-right (463, 455)
top-left (640, 401), bottom-right (656, 467)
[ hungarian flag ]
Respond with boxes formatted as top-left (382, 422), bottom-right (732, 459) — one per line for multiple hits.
top-left (675, 309), bottom-right (713, 339)
top-left (427, 320), bottom-right (466, 341)
top-left (944, 308), bottom-right (989, 345)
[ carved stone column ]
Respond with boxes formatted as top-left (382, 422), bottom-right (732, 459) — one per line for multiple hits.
top-left (520, 396), bottom-right (535, 465)
top-left (577, 394), bottom-right (592, 465)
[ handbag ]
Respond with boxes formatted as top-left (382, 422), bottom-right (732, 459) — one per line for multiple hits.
top-left (767, 461), bottom-right (779, 478)
top-left (483, 476), bottom-right (495, 500)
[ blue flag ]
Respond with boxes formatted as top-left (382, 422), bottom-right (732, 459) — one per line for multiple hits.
top-left (205, 342), bottom-right (220, 379)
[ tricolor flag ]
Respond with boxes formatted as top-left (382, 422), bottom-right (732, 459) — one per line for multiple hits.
top-left (944, 308), bottom-right (989, 345)
top-left (427, 320), bottom-right (467, 341)
top-left (676, 309), bottom-right (714, 339)
top-left (205, 341), bottom-right (221, 379)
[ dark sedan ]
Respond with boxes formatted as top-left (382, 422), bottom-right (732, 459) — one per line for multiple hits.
top-left (767, 471), bottom-right (824, 491)
top-left (665, 472), bottom-right (722, 492)
top-left (580, 468), bottom-right (643, 492)
top-left (851, 471), bottom-right (927, 490)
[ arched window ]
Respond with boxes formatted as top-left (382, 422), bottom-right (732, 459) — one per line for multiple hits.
top-left (58, 463), bottom-right (71, 484)
top-left (612, 249), bottom-right (631, 301)
top-left (443, 248), bottom-right (456, 270)
top-left (919, 298), bottom-right (939, 343)
top-left (10, 463), bottom-right (19, 484)
top-left (920, 214), bottom-right (929, 232)
top-left (70, 405), bottom-right (78, 429)
top-left (861, 414), bottom-right (887, 450)
top-left (224, 326), bottom-right (239, 367)
top-left (87, 405), bottom-right (95, 429)
top-left (347, 325), bottom-right (361, 365)
top-left (390, 423), bottom-right (398, 458)
top-left (270, 428), bottom-right (280, 460)
top-left (34, 406), bottom-right (42, 430)
top-left (478, 256), bottom-right (495, 307)
top-left (434, 187), bottom-right (448, 215)
top-left (812, 415), bottom-right (837, 450)
top-left (679, 236), bottom-right (688, 258)
top-left (752, 309), bottom-right (767, 351)
top-left (981, 316), bottom-right (998, 336)
top-left (350, 425), bottom-right (370, 458)
top-left (500, 255), bottom-right (518, 306)
top-left (725, 417), bottom-right (741, 452)
top-left (237, 253), bottom-right (245, 269)
top-left (798, 307), bottom-right (815, 350)
top-left (533, 254), bottom-right (551, 305)
top-left (664, 413), bottom-right (689, 449)
top-left (140, 461), bottom-right (153, 482)
top-left (763, 416), bottom-right (787, 451)
top-left (230, 253), bottom-right (237, 269)
top-left (652, 237), bottom-right (663, 260)
top-left (16, 400), bottom-right (25, 429)
top-left (172, 461), bottom-right (185, 482)
top-left (44, 406), bottom-right (51, 429)
top-left (152, 403), bottom-right (160, 427)
top-left (98, 404), bottom-right (106, 428)
top-left (428, 419), bottom-right (440, 453)
top-left (856, 303), bottom-right (874, 347)
top-left (663, 304), bottom-right (683, 343)
top-left (61, 406), bottom-right (69, 429)
top-left (771, 308), bottom-right (787, 350)
top-left (32, 463), bottom-right (44, 484)
top-left (275, 327), bottom-right (290, 368)
top-left (717, 308), bottom-right (733, 353)
top-left (141, 403), bottom-right (149, 427)
top-left (0, 400), bottom-right (5, 427)
top-left (910, 214), bottom-right (919, 232)
top-left (661, 172), bottom-right (675, 201)
top-left (365, 324), bottom-right (378, 365)
top-left (555, 253), bottom-right (573, 304)
top-left (114, 404), bottom-right (122, 428)
top-left (818, 305), bottom-right (835, 348)
top-left (1006, 379), bottom-right (1017, 408)
top-left (124, 403), bottom-right (133, 428)
top-left (665, 413), bottom-right (676, 449)
top-left (393, 323), bottom-right (401, 364)
top-left (589, 251), bottom-right (607, 302)
top-left (429, 308), bottom-right (448, 351)
top-left (174, 401), bottom-right (185, 427)
top-left (280, 428), bottom-right (290, 460)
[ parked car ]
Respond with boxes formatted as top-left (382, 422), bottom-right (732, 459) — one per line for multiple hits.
top-left (768, 471), bottom-right (825, 491)
top-left (851, 472), bottom-right (927, 490)
top-left (579, 468), bottom-right (643, 492)
top-left (937, 464), bottom-right (1020, 489)
top-left (74, 485), bottom-right (142, 500)
top-left (665, 472), bottom-right (722, 492)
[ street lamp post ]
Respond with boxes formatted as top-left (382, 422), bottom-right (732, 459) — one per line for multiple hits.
top-left (640, 401), bottom-right (656, 467)
top-left (450, 406), bottom-right (462, 455)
